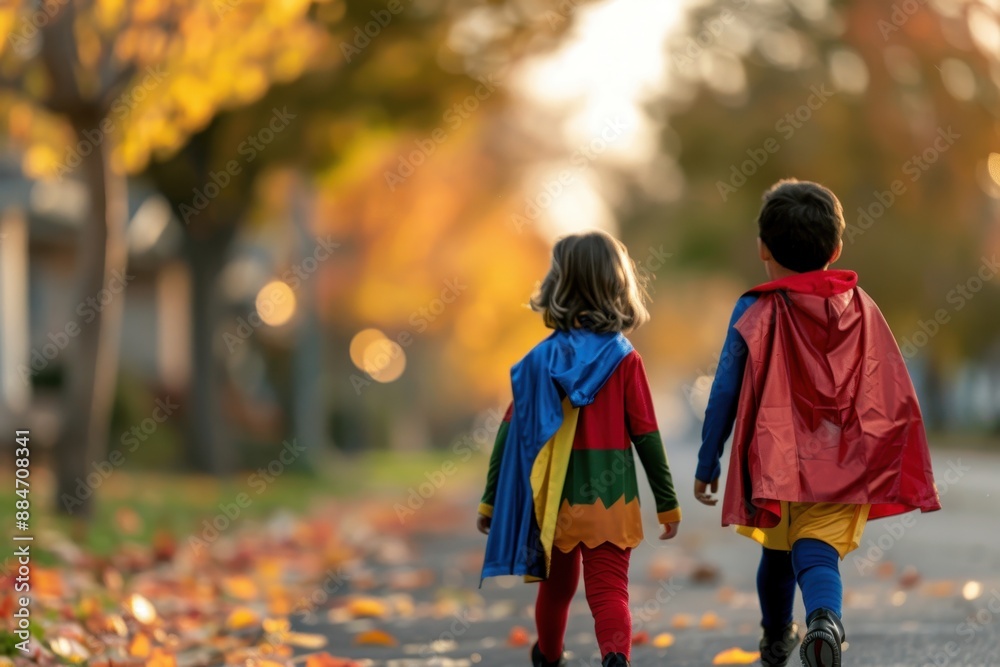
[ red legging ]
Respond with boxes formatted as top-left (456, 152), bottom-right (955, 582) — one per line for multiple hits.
top-left (535, 543), bottom-right (632, 661)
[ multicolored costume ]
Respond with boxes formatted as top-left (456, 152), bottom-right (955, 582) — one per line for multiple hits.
top-left (480, 328), bottom-right (680, 660)
top-left (698, 269), bottom-right (940, 640)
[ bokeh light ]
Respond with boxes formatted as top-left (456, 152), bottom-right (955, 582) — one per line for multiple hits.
top-left (255, 280), bottom-right (296, 327)
top-left (350, 328), bottom-right (389, 368)
top-left (362, 338), bottom-right (407, 383)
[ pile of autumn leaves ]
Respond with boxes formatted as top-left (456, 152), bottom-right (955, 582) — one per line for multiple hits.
top-left (0, 501), bottom-right (410, 667)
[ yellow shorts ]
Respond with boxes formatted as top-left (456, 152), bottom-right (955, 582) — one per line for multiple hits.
top-left (735, 501), bottom-right (871, 559)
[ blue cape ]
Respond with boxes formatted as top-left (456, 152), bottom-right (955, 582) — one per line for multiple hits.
top-left (481, 328), bottom-right (633, 581)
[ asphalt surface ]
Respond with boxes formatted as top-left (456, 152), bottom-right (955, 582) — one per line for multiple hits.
top-left (304, 446), bottom-right (1000, 666)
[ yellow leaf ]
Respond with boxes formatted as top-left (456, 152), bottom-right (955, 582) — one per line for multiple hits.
top-left (226, 607), bottom-right (260, 630)
top-left (354, 630), bottom-right (397, 647)
top-left (129, 594), bottom-right (158, 624)
top-left (129, 633), bottom-right (152, 658)
top-left (712, 647), bottom-right (761, 664)
top-left (347, 597), bottom-right (387, 619)
top-left (652, 632), bottom-right (675, 648)
top-left (223, 576), bottom-right (259, 601)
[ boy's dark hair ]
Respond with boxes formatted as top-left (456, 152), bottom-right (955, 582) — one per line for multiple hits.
top-left (530, 231), bottom-right (650, 334)
top-left (758, 179), bottom-right (846, 273)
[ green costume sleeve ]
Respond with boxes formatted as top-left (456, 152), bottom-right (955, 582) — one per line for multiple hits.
top-left (479, 418), bottom-right (511, 516)
top-left (633, 431), bottom-right (682, 524)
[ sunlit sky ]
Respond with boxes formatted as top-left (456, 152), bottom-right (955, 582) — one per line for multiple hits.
top-left (513, 0), bottom-right (688, 237)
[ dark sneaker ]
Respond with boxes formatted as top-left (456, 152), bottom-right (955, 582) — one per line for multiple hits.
top-left (759, 622), bottom-right (800, 666)
top-left (601, 653), bottom-right (629, 667)
top-left (800, 609), bottom-right (845, 667)
top-left (531, 642), bottom-right (567, 667)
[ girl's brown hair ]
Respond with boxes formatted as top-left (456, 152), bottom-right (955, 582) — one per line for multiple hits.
top-left (530, 231), bottom-right (650, 334)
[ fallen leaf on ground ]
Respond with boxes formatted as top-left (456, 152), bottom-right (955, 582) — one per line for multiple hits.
top-left (284, 632), bottom-right (328, 649)
top-left (226, 607), bottom-right (260, 630)
top-left (712, 647), bottom-right (761, 664)
top-left (670, 613), bottom-right (694, 629)
top-left (898, 566), bottom-right (921, 589)
top-left (699, 611), bottom-right (723, 630)
top-left (348, 597), bottom-right (389, 618)
top-left (508, 626), bottom-right (530, 647)
top-left (355, 629), bottom-right (398, 647)
top-left (223, 576), bottom-right (259, 600)
top-left (129, 633), bottom-right (152, 658)
top-left (652, 632), bottom-right (675, 648)
top-left (146, 648), bottom-right (177, 667)
top-left (306, 653), bottom-right (363, 667)
top-left (631, 631), bottom-right (649, 646)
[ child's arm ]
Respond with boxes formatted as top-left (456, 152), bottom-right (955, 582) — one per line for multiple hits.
top-left (695, 295), bottom-right (756, 503)
top-left (625, 353), bottom-right (682, 537)
top-left (477, 403), bottom-right (513, 534)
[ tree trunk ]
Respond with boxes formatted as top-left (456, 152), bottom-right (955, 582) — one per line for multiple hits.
top-left (53, 120), bottom-right (129, 518)
top-left (184, 233), bottom-right (235, 474)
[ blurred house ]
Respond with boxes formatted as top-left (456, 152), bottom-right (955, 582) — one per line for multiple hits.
top-left (0, 160), bottom-right (189, 444)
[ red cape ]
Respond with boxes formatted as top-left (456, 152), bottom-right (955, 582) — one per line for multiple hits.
top-left (721, 270), bottom-right (941, 528)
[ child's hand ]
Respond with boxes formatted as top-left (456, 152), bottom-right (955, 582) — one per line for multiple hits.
top-left (659, 522), bottom-right (680, 540)
top-left (694, 478), bottom-right (719, 506)
top-left (476, 514), bottom-right (491, 535)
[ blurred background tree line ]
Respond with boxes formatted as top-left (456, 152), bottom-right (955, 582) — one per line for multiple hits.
top-left (0, 0), bottom-right (997, 518)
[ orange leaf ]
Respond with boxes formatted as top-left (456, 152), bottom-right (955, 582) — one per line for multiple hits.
top-left (670, 613), bottom-right (693, 629)
top-left (507, 626), bottom-right (530, 647)
top-left (146, 648), bottom-right (177, 667)
top-left (699, 611), bottom-right (723, 630)
top-left (631, 631), bottom-right (649, 646)
top-left (226, 607), bottom-right (260, 630)
top-left (305, 653), bottom-right (362, 667)
top-left (223, 576), bottom-right (259, 601)
top-left (346, 597), bottom-right (388, 619)
top-left (712, 647), bottom-right (761, 664)
top-left (129, 633), bottom-right (152, 658)
top-left (354, 630), bottom-right (397, 647)
top-left (652, 633), bottom-right (675, 648)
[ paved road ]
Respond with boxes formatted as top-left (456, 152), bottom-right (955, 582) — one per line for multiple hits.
top-left (305, 447), bottom-right (1000, 666)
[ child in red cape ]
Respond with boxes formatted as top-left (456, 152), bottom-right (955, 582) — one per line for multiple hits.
top-left (695, 179), bottom-right (940, 667)
top-left (478, 231), bottom-right (682, 667)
